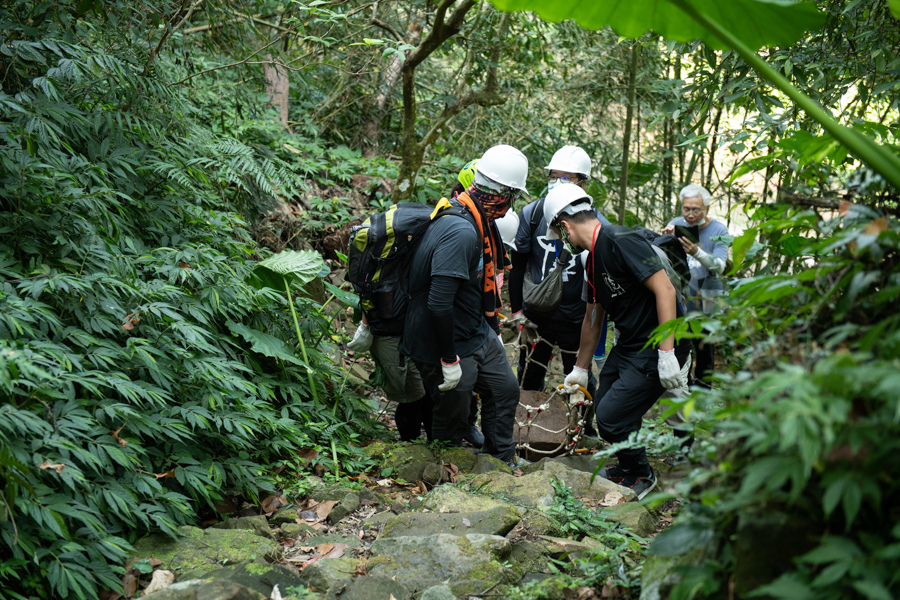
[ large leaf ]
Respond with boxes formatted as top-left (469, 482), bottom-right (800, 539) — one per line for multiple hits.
top-left (251, 249), bottom-right (325, 292)
top-left (489, 0), bottom-right (825, 51)
top-left (891, 0), bottom-right (900, 20)
top-left (226, 321), bottom-right (305, 367)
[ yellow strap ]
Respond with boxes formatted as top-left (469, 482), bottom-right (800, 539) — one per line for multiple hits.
top-left (430, 197), bottom-right (453, 220)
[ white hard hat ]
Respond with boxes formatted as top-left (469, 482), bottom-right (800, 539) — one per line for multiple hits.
top-left (543, 182), bottom-right (593, 240)
top-left (494, 210), bottom-right (520, 249)
top-left (475, 145), bottom-right (529, 193)
top-left (545, 145), bottom-right (591, 178)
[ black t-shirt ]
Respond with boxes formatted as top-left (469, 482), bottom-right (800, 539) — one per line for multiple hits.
top-left (515, 200), bottom-right (611, 323)
top-left (399, 214), bottom-right (491, 364)
top-left (586, 225), bottom-right (689, 354)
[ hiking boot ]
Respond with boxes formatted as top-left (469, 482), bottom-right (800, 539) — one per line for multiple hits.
top-left (623, 469), bottom-right (657, 500)
top-left (598, 463), bottom-right (628, 484)
top-left (464, 425), bottom-right (484, 449)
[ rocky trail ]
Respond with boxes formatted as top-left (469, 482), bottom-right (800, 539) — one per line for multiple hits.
top-left (120, 440), bottom-right (686, 600)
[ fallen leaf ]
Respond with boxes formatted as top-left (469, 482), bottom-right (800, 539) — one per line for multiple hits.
top-left (261, 494), bottom-right (288, 516)
top-left (313, 500), bottom-right (338, 522)
top-left (600, 580), bottom-right (624, 598)
top-left (111, 424), bottom-right (128, 447)
top-left (154, 470), bottom-right (175, 479)
top-left (179, 261), bottom-right (193, 270)
top-left (316, 542), bottom-right (335, 555)
top-left (121, 572), bottom-right (137, 598)
top-left (295, 447), bottom-right (319, 467)
top-left (301, 556), bottom-right (321, 570)
top-left (141, 570), bottom-right (175, 595)
top-left (99, 590), bottom-right (122, 600)
top-left (287, 554), bottom-right (314, 563)
top-left (600, 491), bottom-right (626, 507)
top-left (461, 518), bottom-right (471, 527)
top-left (39, 461), bottom-right (65, 474)
top-left (375, 478), bottom-right (392, 487)
top-left (322, 543), bottom-right (347, 559)
top-left (278, 537), bottom-right (297, 547)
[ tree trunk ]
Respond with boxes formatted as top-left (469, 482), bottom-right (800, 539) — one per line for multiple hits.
top-left (362, 14), bottom-right (423, 159)
top-left (392, 0), bottom-right (508, 203)
top-left (362, 52), bottom-right (405, 158)
top-left (617, 42), bottom-right (639, 225)
top-left (674, 54), bottom-right (684, 193)
top-left (264, 55), bottom-right (290, 130)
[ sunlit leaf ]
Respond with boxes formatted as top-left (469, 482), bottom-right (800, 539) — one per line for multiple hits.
top-left (489, 0), bottom-right (826, 50)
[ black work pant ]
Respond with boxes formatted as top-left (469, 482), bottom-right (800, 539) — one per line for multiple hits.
top-left (594, 345), bottom-right (690, 473)
top-left (415, 335), bottom-right (519, 462)
top-left (517, 312), bottom-right (596, 393)
top-left (394, 393), bottom-right (433, 442)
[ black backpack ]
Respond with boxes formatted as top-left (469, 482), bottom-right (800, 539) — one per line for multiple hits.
top-left (632, 226), bottom-right (691, 301)
top-left (347, 201), bottom-right (473, 337)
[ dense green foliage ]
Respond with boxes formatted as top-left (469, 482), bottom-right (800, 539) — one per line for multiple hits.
top-left (647, 206), bottom-right (900, 599)
top-left (0, 2), bottom-right (383, 598)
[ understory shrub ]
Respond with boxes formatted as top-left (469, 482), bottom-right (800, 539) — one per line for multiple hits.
top-left (648, 206), bottom-right (900, 599)
top-left (0, 3), bottom-right (380, 598)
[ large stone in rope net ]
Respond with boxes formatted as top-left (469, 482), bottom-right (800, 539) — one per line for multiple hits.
top-left (515, 389), bottom-right (572, 457)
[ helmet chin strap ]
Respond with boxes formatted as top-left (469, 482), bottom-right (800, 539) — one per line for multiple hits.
top-left (557, 221), bottom-right (583, 254)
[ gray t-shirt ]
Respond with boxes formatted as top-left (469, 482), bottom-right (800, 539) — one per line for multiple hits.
top-left (400, 214), bottom-right (491, 364)
top-left (666, 217), bottom-right (730, 312)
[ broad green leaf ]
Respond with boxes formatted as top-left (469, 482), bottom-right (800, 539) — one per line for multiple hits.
top-left (730, 228), bottom-right (758, 273)
top-left (852, 580), bottom-right (894, 600)
top-left (226, 321), bottom-right (304, 366)
top-left (890, 0), bottom-right (900, 19)
top-left (252, 249), bottom-right (325, 292)
top-left (324, 281), bottom-right (359, 307)
top-left (489, 0), bottom-right (826, 51)
top-left (647, 517), bottom-right (714, 556)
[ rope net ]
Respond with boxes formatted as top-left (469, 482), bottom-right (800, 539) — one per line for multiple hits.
top-left (506, 323), bottom-right (595, 457)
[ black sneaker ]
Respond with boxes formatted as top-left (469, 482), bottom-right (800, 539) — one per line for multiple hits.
top-left (623, 469), bottom-right (657, 500)
top-left (598, 463), bottom-right (628, 484)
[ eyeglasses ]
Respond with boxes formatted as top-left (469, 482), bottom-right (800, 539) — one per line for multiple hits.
top-left (682, 207), bottom-right (705, 214)
top-left (548, 175), bottom-right (584, 185)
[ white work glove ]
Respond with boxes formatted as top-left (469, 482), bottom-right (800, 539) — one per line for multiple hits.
top-left (439, 356), bottom-right (462, 392)
top-left (594, 354), bottom-right (607, 376)
top-left (658, 349), bottom-right (686, 389)
top-left (505, 310), bottom-right (527, 327)
top-left (563, 366), bottom-right (589, 394)
top-left (347, 324), bottom-right (373, 352)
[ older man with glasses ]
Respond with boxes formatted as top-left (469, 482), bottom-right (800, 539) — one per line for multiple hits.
top-left (662, 184), bottom-right (731, 386)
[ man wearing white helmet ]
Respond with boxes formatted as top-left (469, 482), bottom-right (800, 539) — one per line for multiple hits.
top-left (400, 144), bottom-right (528, 467)
top-left (544, 182), bottom-right (691, 499)
top-left (507, 146), bottom-right (610, 430)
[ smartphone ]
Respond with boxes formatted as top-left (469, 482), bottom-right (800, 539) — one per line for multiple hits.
top-left (674, 224), bottom-right (700, 244)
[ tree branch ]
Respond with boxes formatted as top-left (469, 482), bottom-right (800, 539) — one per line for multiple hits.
top-left (167, 30), bottom-right (292, 87)
top-left (420, 13), bottom-right (509, 151)
top-left (144, 0), bottom-right (204, 76)
top-left (370, 3), bottom-right (404, 42)
top-left (778, 192), bottom-right (842, 210)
